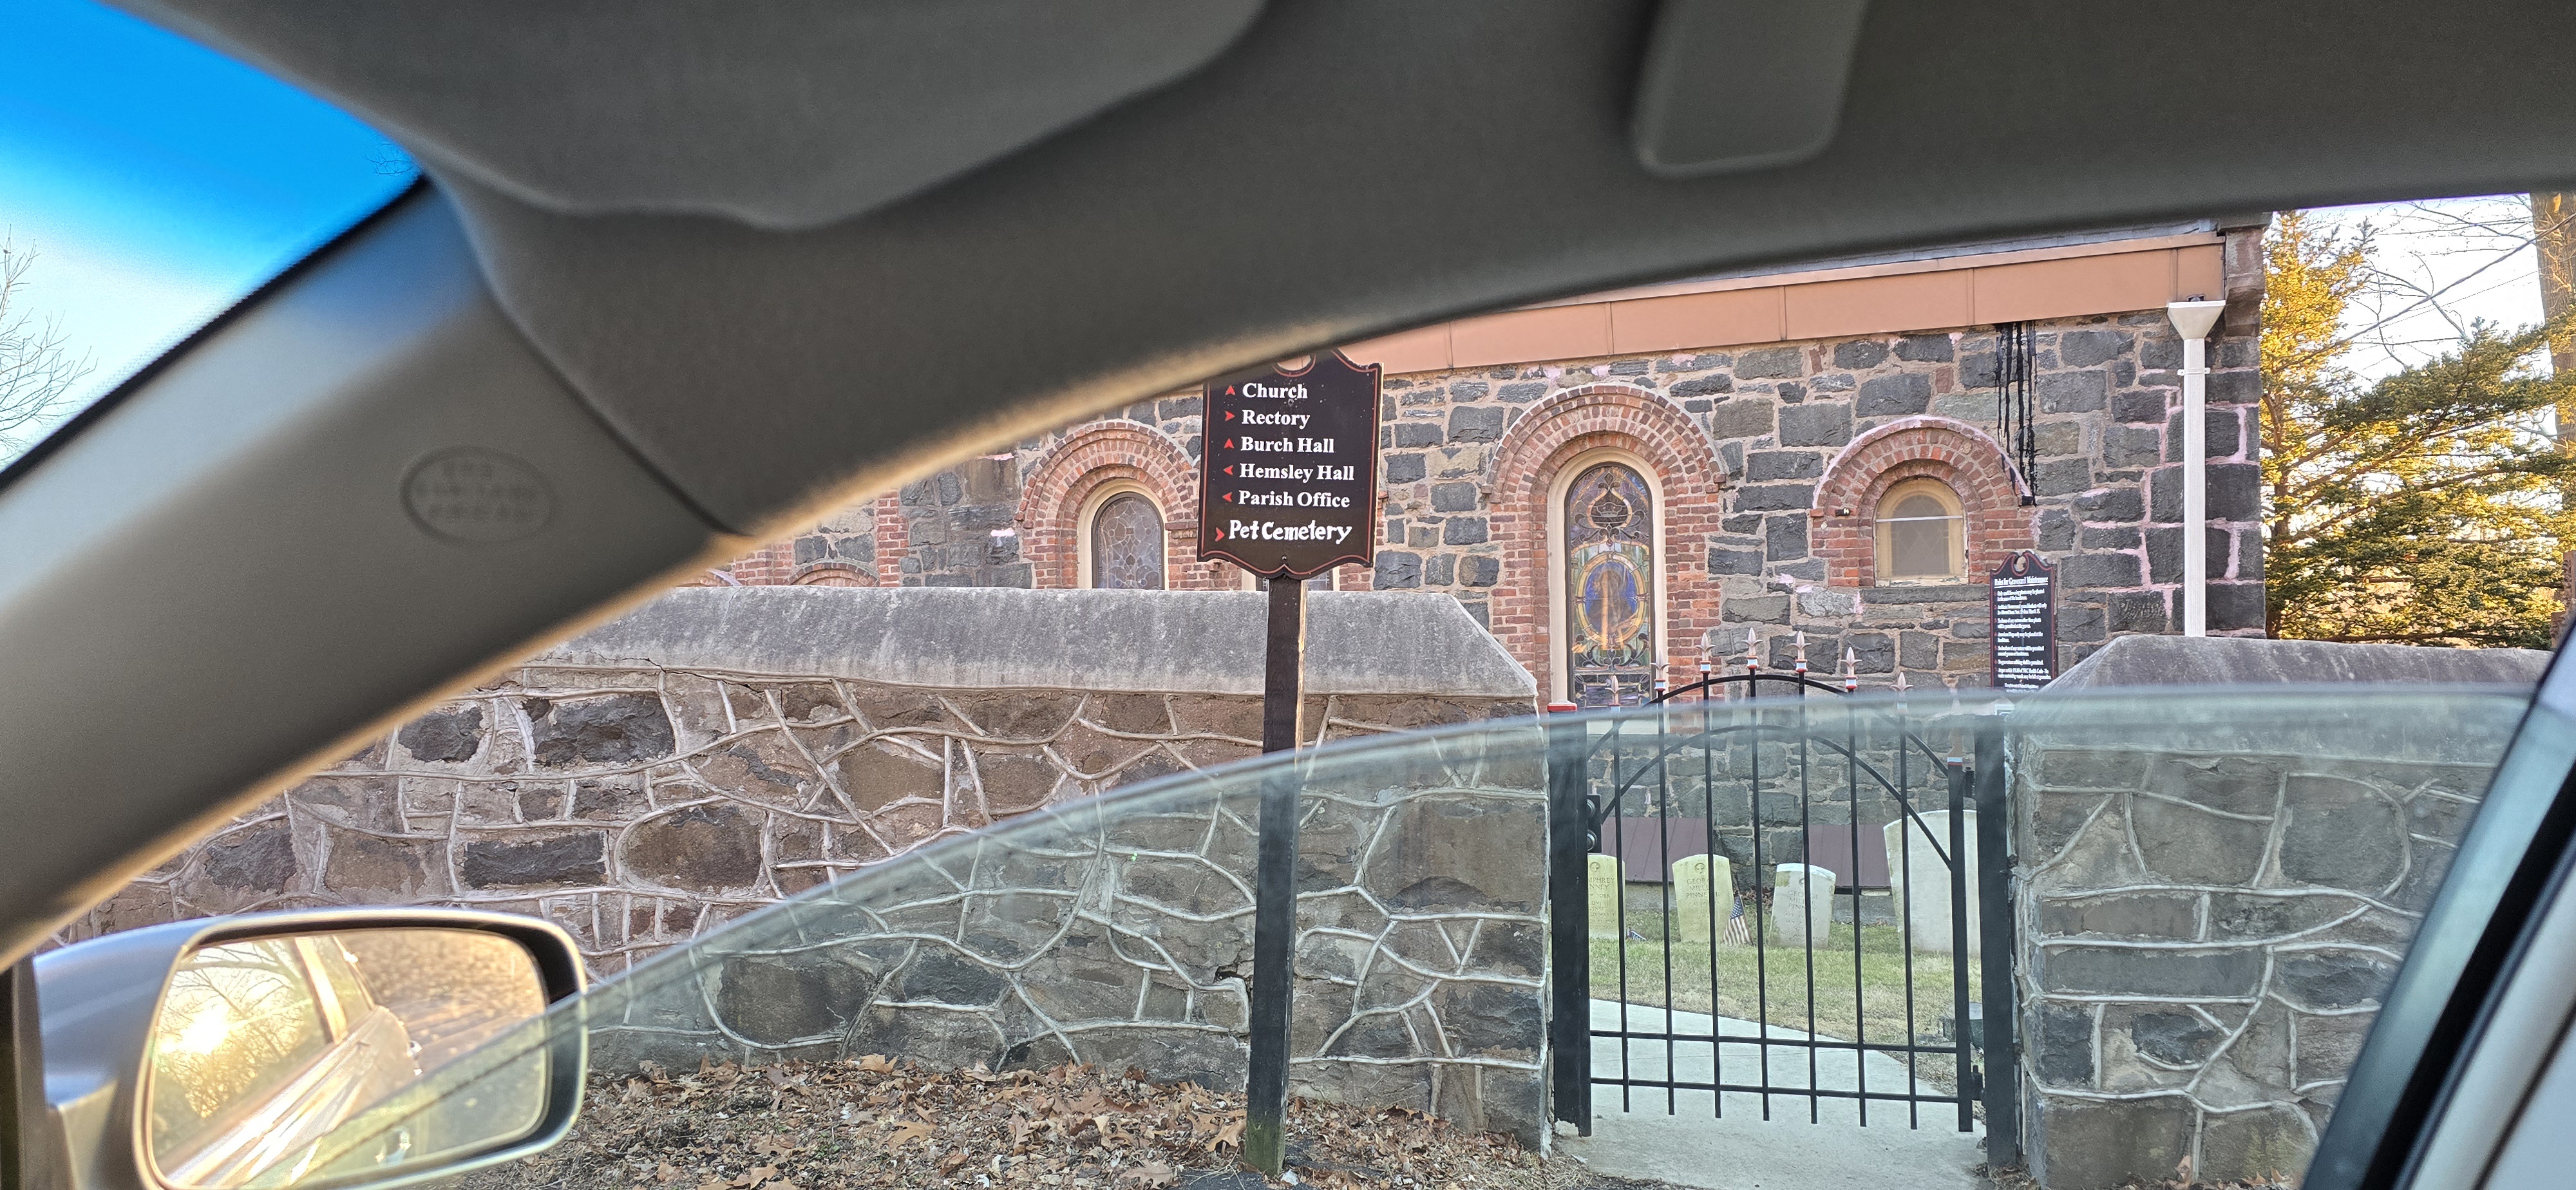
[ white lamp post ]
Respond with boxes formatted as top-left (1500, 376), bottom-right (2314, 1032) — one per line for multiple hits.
top-left (2166, 299), bottom-right (2229, 636)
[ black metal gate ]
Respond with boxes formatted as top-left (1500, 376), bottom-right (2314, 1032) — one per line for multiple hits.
top-left (1544, 668), bottom-right (2018, 1160)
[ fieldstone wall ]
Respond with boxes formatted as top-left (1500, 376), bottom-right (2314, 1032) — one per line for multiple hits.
top-left (585, 726), bottom-right (1549, 1142)
top-left (65, 586), bottom-right (1548, 1140)
top-left (2008, 689), bottom-right (2530, 1188)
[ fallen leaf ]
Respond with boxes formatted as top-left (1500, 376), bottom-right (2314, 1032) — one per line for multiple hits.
top-left (1121, 1162), bottom-right (1179, 1188)
top-left (886, 1119), bottom-right (934, 1148)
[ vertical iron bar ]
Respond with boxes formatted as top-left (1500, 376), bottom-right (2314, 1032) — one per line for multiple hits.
top-left (1797, 686), bottom-right (1819, 1123)
top-left (1899, 723), bottom-right (1920, 1129)
top-left (1848, 706), bottom-right (1867, 1125)
top-left (1748, 693), bottom-right (1771, 1119)
top-left (1242, 574), bottom-right (1305, 1175)
top-left (1946, 757), bottom-right (1975, 1134)
top-left (1613, 718), bottom-right (1634, 1113)
top-left (1703, 686), bottom-right (1723, 1119)
top-left (1546, 712), bottom-right (1593, 1133)
top-left (1975, 720), bottom-right (2022, 1166)
top-left (1656, 692), bottom-right (1676, 1115)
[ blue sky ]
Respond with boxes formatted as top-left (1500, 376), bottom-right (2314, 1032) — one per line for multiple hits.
top-left (1, 0), bottom-right (409, 461)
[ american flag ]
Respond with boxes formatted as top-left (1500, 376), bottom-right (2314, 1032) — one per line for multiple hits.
top-left (1721, 894), bottom-right (1752, 946)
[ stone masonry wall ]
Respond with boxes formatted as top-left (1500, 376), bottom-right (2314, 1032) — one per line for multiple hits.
top-left (712, 225), bottom-right (2266, 701)
top-left (585, 724), bottom-right (1551, 1142)
top-left (723, 310), bottom-right (2262, 698)
top-left (2007, 690), bottom-right (2528, 1188)
top-left (66, 671), bottom-right (1515, 972)
top-left (66, 586), bottom-right (1549, 1141)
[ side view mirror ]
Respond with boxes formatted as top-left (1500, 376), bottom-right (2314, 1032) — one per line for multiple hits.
top-left (24, 908), bottom-right (584, 1190)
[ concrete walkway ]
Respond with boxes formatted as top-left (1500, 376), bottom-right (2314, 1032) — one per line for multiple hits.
top-left (1560, 1001), bottom-right (1988, 1190)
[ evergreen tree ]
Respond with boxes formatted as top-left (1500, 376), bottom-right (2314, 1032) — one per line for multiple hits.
top-left (2262, 210), bottom-right (2576, 647)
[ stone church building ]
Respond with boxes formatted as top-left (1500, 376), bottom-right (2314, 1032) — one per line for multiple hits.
top-left (706, 220), bottom-right (2269, 701)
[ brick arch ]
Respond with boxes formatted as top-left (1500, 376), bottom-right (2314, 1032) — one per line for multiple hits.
top-left (1016, 421), bottom-right (1231, 589)
top-left (1812, 416), bottom-right (2034, 588)
top-left (791, 560), bottom-right (873, 587)
top-left (1485, 384), bottom-right (1725, 701)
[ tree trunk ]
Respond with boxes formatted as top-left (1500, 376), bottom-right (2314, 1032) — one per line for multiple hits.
top-left (2540, 194), bottom-right (2576, 624)
top-left (2539, 194), bottom-right (2576, 375)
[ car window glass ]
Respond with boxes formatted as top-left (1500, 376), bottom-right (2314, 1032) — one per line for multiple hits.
top-left (281, 688), bottom-right (2526, 1190)
top-left (0, 0), bottom-right (412, 473)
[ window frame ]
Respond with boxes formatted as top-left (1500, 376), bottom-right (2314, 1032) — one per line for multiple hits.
top-left (1077, 482), bottom-right (1167, 590)
top-left (1550, 453), bottom-right (1665, 708)
top-left (1872, 475), bottom-right (1967, 585)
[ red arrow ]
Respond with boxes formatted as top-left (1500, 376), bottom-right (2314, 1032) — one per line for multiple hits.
top-left (1224, 439), bottom-right (1235, 449)
top-left (1224, 410), bottom-right (1235, 420)
top-left (1223, 464), bottom-right (1235, 476)
top-left (1221, 492), bottom-right (1233, 502)
top-left (1213, 528), bottom-right (1225, 539)
top-left (1225, 384), bottom-right (1237, 395)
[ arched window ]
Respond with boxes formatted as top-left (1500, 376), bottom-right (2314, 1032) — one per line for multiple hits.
top-left (1087, 492), bottom-right (1166, 589)
top-left (1564, 462), bottom-right (1656, 707)
top-left (1874, 477), bottom-right (1966, 584)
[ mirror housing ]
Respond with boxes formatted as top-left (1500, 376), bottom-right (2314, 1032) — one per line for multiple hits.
top-left (27, 909), bottom-right (584, 1190)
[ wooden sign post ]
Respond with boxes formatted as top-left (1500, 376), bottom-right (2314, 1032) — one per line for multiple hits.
top-left (1197, 350), bottom-right (1379, 1174)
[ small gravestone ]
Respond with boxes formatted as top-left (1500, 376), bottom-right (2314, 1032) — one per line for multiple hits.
top-left (1587, 854), bottom-right (1624, 940)
top-left (1669, 853), bottom-right (1736, 946)
top-left (1885, 811), bottom-right (1981, 957)
top-left (1770, 864), bottom-right (1837, 948)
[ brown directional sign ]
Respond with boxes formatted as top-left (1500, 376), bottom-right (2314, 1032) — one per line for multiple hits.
top-left (1989, 550), bottom-right (2058, 692)
top-left (1197, 350), bottom-right (1381, 580)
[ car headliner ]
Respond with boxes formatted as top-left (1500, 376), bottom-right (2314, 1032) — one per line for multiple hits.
top-left (3, 0), bottom-right (2576, 963)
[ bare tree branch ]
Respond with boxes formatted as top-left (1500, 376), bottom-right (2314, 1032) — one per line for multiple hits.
top-left (0, 236), bottom-right (95, 460)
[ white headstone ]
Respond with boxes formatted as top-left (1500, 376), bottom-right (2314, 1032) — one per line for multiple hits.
top-left (1884, 810), bottom-right (1981, 957)
top-left (1770, 863), bottom-right (1837, 949)
top-left (1669, 853), bottom-right (1738, 945)
top-left (1587, 853), bottom-right (1624, 940)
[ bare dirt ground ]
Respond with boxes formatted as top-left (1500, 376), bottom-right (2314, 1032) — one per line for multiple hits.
top-left (460, 1055), bottom-right (1651, 1190)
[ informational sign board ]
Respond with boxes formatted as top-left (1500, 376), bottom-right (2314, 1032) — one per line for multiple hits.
top-left (1197, 350), bottom-right (1381, 580)
top-left (1989, 551), bottom-right (2058, 692)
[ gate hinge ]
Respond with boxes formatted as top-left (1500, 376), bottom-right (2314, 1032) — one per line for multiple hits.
top-left (1963, 1064), bottom-right (1984, 1100)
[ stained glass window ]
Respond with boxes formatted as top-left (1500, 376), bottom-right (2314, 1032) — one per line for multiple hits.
top-left (1564, 462), bottom-right (1656, 707)
top-left (1090, 493), bottom-right (1165, 589)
